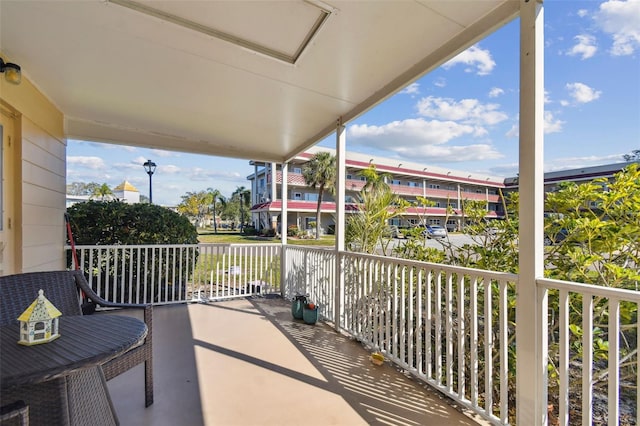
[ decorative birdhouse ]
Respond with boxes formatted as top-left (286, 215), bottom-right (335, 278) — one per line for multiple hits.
top-left (17, 289), bottom-right (62, 345)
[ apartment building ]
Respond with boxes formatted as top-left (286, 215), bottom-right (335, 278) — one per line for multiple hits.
top-left (504, 160), bottom-right (637, 212)
top-left (504, 161), bottom-right (637, 192)
top-left (248, 146), bottom-right (506, 235)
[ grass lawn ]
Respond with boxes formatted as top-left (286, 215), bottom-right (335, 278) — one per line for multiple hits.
top-left (197, 230), bottom-right (334, 246)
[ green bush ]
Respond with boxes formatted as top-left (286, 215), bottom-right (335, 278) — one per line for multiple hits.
top-left (66, 201), bottom-right (199, 302)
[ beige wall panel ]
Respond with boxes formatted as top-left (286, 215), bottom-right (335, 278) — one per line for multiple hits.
top-left (1, 67), bottom-right (68, 272)
top-left (22, 204), bottom-right (64, 227)
top-left (0, 65), bottom-right (64, 140)
top-left (22, 139), bottom-right (66, 180)
top-left (22, 225), bottom-right (64, 248)
top-left (22, 118), bottom-right (66, 162)
top-left (21, 243), bottom-right (65, 272)
top-left (22, 156), bottom-right (66, 194)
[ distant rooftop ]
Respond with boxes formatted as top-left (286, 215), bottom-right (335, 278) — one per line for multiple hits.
top-left (113, 180), bottom-right (139, 192)
top-left (504, 161), bottom-right (637, 187)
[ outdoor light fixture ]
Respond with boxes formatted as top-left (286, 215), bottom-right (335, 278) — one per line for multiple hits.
top-left (0, 58), bottom-right (22, 85)
top-left (143, 159), bottom-right (157, 203)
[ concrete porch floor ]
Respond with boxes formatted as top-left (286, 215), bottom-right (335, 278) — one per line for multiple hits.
top-left (106, 297), bottom-right (486, 425)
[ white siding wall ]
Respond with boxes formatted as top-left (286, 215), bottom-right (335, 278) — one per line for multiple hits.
top-left (21, 117), bottom-right (66, 272)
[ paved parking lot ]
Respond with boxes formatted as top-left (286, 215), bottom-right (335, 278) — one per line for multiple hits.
top-left (386, 232), bottom-right (476, 251)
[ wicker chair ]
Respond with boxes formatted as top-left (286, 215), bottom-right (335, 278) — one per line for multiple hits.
top-left (0, 270), bottom-right (153, 408)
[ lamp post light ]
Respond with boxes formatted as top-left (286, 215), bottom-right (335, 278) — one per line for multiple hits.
top-left (143, 159), bottom-right (157, 203)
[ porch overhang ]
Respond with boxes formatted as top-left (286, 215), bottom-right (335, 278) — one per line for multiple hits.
top-left (1, 0), bottom-right (519, 163)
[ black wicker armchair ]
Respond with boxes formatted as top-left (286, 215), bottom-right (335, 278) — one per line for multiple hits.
top-left (0, 270), bottom-right (153, 408)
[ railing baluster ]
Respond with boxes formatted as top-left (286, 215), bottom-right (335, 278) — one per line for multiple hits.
top-left (435, 270), bottom-right (442, 386)
top-left (446, 270), bottom-right (453, 392)
top-left (484, 277), bottom-right (493, 417)
top-left (416, 268), bottom-right (423, 374)
top-left (559, 288), bottom-right (569, 425)
top-left (407, 268), bottom-right (416, 370)
top-left (608, 298), bottom-right (620, 426)
top-left (499, 279), bottom-right (508, 424)
top-left (457, 272), bottom-right (465, 400)
top-left (426, 269), bottom-right (432, 380)
top-left (582, 293), bottom-right (593, 426)
top-left (470, 276), bottom-right (479, 406)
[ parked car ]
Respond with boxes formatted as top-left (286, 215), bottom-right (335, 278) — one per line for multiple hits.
top-left (544, 228), bottom-right (568, 245)
top-left (423, 225), bottom-right (447, 239)
top-left (387, 225), bottom-right (405, 239)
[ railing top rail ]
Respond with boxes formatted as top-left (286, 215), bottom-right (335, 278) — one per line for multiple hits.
top-left (67, 243), bottom-right (282, 249)
top-left (339, 250), bottom-right (518, 282)
top-left (538, 277), bottom-right (640, 301)
top-left (67, 244), bottom-right (200, 249)
top-left (284, 245), bottom-right (334, 252)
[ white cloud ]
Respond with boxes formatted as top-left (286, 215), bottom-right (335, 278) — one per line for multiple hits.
top-left (505, 111), bottom-right (565, 137)
top-left (442, 45), bottom-right (496, 76)
top-left (566, 82), bottom-right (602, 103)
top-left (189, 168), bottom-right (244, 182)
top-left (577, 9), bottom-right (589, 18)
top-left (594, 0), bottom-right (640, 56)
top-left (434, 78), bottom-right (446, 88)
top-left (416, 96), bottom-right (508, 126)
top-left (400, 82), bottom-right (420, 95)
top-left (544, 111), bottom-right (565, 134)
top-left (67, 156), bottom-right (106, 169)
top-left (150, 149), bottom-right (176, 158)
top-left (159, 165), bottom-right (181, 174)
top-left (346, 119), bottom-right (503, 163)
top-left (544, 153), bottom-right (630, 171)
top-left (488, 87), bottom-right (504, 98)
top-left (567, 34), bottom-right (598, 59)
top-left (505, 124), bottom-right (519, 138)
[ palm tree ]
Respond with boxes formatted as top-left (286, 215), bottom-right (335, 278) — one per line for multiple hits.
top-left (360, 164), bottom-right (391, 193)
top-left (90, 183), bottom-right (114, 201)
top-left (232, 186), bottom-right (251, 233)
top-left (206, 188), bottom-right (226, 234)
top-left (302, 151), bottom-right (336, 239)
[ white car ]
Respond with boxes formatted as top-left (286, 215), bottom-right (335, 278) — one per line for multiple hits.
top-left (423, 225), bottom-right (447, 239)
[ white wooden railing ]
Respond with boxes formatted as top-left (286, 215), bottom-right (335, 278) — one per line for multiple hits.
top-left (67, 243), bottom-right (639, 425)
top-left (67, 243), bottom-right (281, 304)
top-left (284, 246), bottom-right (639, 426)
top-left (538, 278), bottom-right (640, 426)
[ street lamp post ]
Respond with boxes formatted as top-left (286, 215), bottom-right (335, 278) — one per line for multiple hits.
top-left (143, 159), bottom-right (157, 203)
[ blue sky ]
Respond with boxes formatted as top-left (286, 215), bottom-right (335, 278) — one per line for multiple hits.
top-left (68, 0), bottom-right (640, 206)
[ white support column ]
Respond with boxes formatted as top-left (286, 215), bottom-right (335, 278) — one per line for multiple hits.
top-left (516, 1), bottom-right (546, 425)
top-left (334, 119), bottom-right (346, 330)
top-left (280, 162), bottom-right (288, 296)
top-left (270, 162), bottom-right (277, 201)
top-left (253, 163), bottom-right (258, 205)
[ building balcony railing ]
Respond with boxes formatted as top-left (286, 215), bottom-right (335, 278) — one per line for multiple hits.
top-left (67, 243), bottom-right (640, 425)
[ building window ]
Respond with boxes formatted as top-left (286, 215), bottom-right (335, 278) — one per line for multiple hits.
top-left (391, 179), bottom-right (401, 185)
top-left (346, 174), bottom-right (352, 180)
top-left (429, 219), bottom-right (441, 225)
top-left (305, 193), bottom-right (318, 202)
top-left (293, 192), bottom-right (302, 200)
top-left (293, 167), bottom-right (302, 174)
top-left (428, 184), bottom-right (440, 189)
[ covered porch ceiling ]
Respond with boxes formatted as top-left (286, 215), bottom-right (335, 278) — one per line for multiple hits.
top-left (0, 0), bottom-right (519, 163)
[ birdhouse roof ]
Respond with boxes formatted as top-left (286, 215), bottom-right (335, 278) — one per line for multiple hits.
top-left (18, 289), bottom-right (62, 322)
